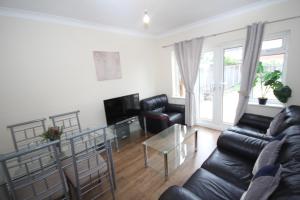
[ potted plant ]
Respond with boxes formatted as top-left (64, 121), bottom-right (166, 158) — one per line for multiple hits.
top-left (41, 127), bottom-right (63, 141)
top-left (41, 127), bottom-right (63, 152)
top-left (253, 62), bottom-right (292, 105)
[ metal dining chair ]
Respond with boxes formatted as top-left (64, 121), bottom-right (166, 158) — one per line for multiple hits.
top-left (7, 118), bottom-right (47, 152)
top-left (49, 111), bottom-right (82, 141)
top-left (0, 140), bottom-right (69, 200)
top-left (63, 126), bottom-right (115, 200)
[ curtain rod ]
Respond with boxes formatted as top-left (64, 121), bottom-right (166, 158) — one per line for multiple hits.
top-left (162, 15), bottom-right (300, 48)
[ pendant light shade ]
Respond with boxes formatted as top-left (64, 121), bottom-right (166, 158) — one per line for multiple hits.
top-left (143, 10), bottom-right (150, 25)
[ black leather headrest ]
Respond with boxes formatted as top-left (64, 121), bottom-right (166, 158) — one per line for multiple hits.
top-left (140, 94), bottom-right (168, 111)
top-left (271, 105), bottom-right (300, 136)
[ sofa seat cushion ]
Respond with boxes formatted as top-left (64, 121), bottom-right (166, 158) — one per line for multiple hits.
top-left (15, 168), bottom-right (65, 199)
top-left (63, 154), bottom-right (107, 187)
top-left (202, 149), bottom-right (253, 190)
top-left (183, 168), bottom-right (244, 200)
top-left (228, 125), bottom-right (271, 141)
top-left (165, 112), bottom-right (183, 124)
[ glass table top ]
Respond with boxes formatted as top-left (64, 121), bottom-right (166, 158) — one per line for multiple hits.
top-left (143, 124), bottom-right (197, 154)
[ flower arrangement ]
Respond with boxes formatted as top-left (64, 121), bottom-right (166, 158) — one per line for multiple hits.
top-left (41, 127), bottom-right (63, 141)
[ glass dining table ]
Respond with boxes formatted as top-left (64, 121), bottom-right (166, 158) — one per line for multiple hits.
top-left (0, 126), bottom-right (117, 199)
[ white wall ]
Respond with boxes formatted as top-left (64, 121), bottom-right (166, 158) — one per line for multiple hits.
top-left (1, 0), bottom-right (300, 153)
top-left (0, 16), bottom-right (161, 153)
top-left (157, 0), bottom-right (300, 117)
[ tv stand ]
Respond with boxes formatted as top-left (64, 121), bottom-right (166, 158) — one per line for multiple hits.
top-left (108, 116), bottom-right (139, 151)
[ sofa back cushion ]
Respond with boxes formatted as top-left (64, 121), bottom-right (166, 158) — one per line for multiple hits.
top-left (269, 125), bottom-right (300, 199)
top-left (277, 125), bottom-right (300, 163)
top-left (269, 106), bottom-right (300, 137)
top-left (270, 160), bottom-right (300, 199)
top-left (267, 112), bottom-right (287, 136)
top-left (253, 134), bottom-right (286, 175)
top-left (140, 94), bottom-right (168, 112)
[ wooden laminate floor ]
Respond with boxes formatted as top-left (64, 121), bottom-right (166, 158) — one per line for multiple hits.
top-left (97, 126), bottom-right (220, 200)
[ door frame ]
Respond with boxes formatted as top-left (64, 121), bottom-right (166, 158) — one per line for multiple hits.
top-left (198, 40), bottom-right (244, 130)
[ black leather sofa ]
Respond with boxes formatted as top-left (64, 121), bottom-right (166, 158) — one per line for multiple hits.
top-left (159, 105), bottom-right (300, 200)
top-left (229, 105), bottom-right (300, 140)
top-left (139, 94), bottom-right (185, 133)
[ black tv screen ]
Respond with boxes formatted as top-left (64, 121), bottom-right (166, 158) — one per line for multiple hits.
top-left (104, 93), bottom-right (140, 125)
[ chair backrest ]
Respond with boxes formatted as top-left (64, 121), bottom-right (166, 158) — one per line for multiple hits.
top-left (140, 94), bottom-right (168, 112)
top-left (0, 141), bottom-right (69, 200)
top-left (7, 118), bottom-right (47, 152)
top-left (49, 110), bottom-right (81, 141)
top-left (66, 126), bottom-right (114, 200)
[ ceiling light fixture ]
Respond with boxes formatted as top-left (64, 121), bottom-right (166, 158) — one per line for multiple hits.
top-left (143, 10), bottom-right (150, 25)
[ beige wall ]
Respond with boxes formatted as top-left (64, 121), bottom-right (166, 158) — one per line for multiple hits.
top-left (1, 0), bottom-right (300, 152)
top-left (0, 16), bottom-right (160, 153)
top-left (156, 0), bottom-right (300, 117)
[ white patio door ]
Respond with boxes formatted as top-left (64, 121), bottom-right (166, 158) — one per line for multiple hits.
top-left (198, 45), bottom-right (243, 130)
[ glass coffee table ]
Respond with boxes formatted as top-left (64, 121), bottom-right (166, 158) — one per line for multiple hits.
top-left (142, 124), bottom-right (198, 180)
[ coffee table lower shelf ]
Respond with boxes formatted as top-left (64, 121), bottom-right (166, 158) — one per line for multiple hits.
top-left (143, 125), bottom-right (198, 181)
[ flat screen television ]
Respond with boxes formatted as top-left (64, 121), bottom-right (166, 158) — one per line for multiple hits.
top-left (104, 93), bottom-right (140, 126)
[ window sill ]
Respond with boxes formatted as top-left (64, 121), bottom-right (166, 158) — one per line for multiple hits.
top-left (248, 102), bottom-right (284, 109)
top-left (171, 96), bottom-right (185, 99)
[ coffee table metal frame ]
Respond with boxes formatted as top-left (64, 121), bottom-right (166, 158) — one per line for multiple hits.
top-left (143, 124), bottom-right (198, 180)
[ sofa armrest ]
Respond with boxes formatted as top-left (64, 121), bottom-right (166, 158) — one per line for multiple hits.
top-left (238, 113), bottom-right (273, 132)
top-left (142, 111), bottom-right (169, 133)
top-left (166, 103), bottom-right (185, 114)
top-left (143, 111), bottom-right (169, 120)
top-left (159, 186), bottom-right (202, 200)
top-left (217, 131), bottom-right (268, 160)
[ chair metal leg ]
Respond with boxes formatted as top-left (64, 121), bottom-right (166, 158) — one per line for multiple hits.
top-left (164, 153), bottom-right (168, 181)
top-left (195, 130), bottom-right (198, 152)
top-left (107, 141), bottom-right (117, 189)
top-left (143, 117), bottom-right (148, 137)
top-left (143, 144), bottom-right (148, 168)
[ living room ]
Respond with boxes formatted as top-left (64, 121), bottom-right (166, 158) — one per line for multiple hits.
top-left (0, 0), bottom-right (300, 199)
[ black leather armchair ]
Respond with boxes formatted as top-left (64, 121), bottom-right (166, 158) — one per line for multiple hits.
top-left (138, 94), bottom-right (185, 133)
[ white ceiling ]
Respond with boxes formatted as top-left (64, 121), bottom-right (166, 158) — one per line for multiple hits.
top-left (0, 0), bottom-right (279, 36)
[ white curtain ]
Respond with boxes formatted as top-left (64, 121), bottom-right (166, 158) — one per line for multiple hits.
top-left (174, 38), bottom-right (204, 126)
top-left (234, 22), bottom-right (265, 124)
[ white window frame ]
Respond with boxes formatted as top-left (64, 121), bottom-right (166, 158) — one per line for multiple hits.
top-left (171, 31), bottom-right (289, 106)
top-left (249, 31), bottom-right (289, 105)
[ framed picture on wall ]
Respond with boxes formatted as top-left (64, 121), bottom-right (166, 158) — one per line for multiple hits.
top-left (93, 51), bottom-right (122, 81)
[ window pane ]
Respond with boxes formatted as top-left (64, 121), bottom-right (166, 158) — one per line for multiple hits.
top-left (261, 39), bottom-right (283, 50)
top-left (199, 52), bottom-right (214, 121)
top-left (223, 47), bottom-right (243, 124)
top-left (252, 54), bottom-right (285, 102)
top-left (260, 54), bottom-right (284, 72)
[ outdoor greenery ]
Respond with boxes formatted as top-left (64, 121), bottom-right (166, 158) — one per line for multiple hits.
top-left (224, 57), bottom-right (239, 66)
top-left (253, 62), bottom-right (292, 103)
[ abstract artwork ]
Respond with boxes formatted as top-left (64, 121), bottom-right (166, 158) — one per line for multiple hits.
top-left (93, 51), bottom-right (122, 81)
